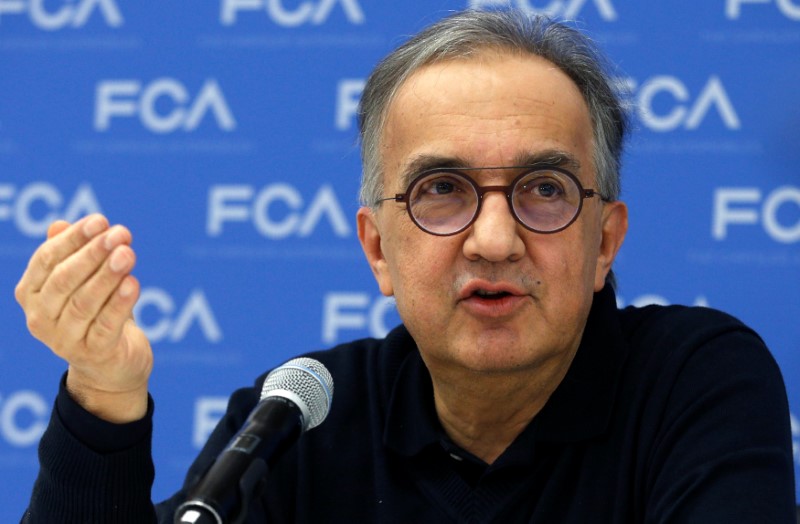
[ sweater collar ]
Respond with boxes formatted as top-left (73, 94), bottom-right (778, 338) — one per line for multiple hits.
top-left (383, 284), bottom-right (629, 457)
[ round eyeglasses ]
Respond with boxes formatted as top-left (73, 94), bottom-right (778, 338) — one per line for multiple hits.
top-left (375, 166), bottom-right (609, 236)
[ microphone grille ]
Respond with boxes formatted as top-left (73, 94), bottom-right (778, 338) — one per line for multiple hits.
top-left (261, 357), bottom-right (333, 431)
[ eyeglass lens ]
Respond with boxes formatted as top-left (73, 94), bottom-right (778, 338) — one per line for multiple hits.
top-left (408, 170), bottom-right (583, 235)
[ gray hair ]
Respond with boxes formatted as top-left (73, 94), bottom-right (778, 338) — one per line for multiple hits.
top-left (357, 9), bottom-right (628, 207)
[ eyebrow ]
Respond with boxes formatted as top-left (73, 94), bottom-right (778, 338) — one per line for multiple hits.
top-left (398, 150), bottom-right (583, 190)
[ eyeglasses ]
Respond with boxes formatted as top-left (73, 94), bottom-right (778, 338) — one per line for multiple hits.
top-left (375, 165), bottom-right (609, 236)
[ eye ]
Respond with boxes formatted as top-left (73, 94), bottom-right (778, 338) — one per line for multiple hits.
top-left (520, 175), bottom-right (566, 200)
top-left (414, 174), bottom-right (470, 197)
top-left (432, 179), bottom-right (456, 195)
top-left (535, 181), bottom-right (561, 198)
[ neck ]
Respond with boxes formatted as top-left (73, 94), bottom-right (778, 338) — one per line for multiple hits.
top-left (428, 358), bottom-right (574, 465)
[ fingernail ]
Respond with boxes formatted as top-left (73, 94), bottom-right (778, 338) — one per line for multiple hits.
top-left (83, 216), bottom-right (106, 238)
top-left (119, 278), bottom-right (135, 298)
top-left (104, 227), bottom-right (126, 250)
top-left (109, 248), bottom-right (130, 273)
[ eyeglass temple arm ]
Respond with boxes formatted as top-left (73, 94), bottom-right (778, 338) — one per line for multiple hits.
top-left (584, 189), bottom-right (611, 202)
top-left (374, 194), bottom-right (408, 205)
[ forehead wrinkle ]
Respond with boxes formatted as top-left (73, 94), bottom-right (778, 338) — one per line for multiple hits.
top-left (397, 153), bottom-right (472, 190)
top-left (389, 105), bottom-right (583, 172)
top-left (395, 149), bottom-right (583, 191)
top-left (382, 53), bottom-right (593, 193)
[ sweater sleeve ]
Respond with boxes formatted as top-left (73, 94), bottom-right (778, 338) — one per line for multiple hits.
top-left (22, 375), bottom-right (157, 524)
top-left (22, 371), bottom-right (273, 524)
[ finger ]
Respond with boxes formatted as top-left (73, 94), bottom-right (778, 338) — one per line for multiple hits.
top-left (16, 216), bottom-right (98, 311)
top-left (37, 225), bottom-right (133, 322)
top-left (18, 214), bottom-right (109, 298)
top-left (85, 274), bottom-right (141, 355)
top-left (55, 241), bottom-right (136, 347)
top-left (47, 220), bottom-right (70, 239)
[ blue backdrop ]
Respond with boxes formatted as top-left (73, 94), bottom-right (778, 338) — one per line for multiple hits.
top-left (1, 1), bottom-right (798, 520)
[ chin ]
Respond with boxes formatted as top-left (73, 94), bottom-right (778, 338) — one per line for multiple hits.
top-left (454, 341), bottom-right (544, 375)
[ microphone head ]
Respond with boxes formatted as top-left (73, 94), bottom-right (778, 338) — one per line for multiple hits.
top-left (261, 357), bottom-right (333, 431)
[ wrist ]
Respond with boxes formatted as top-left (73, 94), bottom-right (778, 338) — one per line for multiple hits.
top-left (66, 369), bottom-right (149, 424)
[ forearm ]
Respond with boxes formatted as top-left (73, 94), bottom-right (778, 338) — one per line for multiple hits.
top-left (24, 376), bottom-right (158, 524)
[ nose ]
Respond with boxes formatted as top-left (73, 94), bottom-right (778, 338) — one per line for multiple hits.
top-left (462, 191), bottom-right (525, 262)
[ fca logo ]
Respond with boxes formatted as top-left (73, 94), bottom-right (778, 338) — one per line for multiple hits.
top-left (469, 0), bottom-right (618, 20)
top-left (220, 0), bottom-right (365, 27)
top-left (322, 293), bottom-right (397, 344)
top-left (207, 184), bottom-right (351, 239)
top-left (0, 391), bottom-right (48, 447)
top-left (134, 288), bottom-right (222, 343)
top-left (713, 187), bottom-right (800, 243)
top-left (726, 0), bottom-right (800, 19)
top-left (0, 183), bottom-right (101, 237)
top-left (94, 78), bottom-right (236, 134)
top-left (0, 0), bottom-right (122, 30)
top-left (624, 76), bottom-right (740, 132)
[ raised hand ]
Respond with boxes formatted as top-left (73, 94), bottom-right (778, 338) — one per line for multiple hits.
top-left (15, 214), bottom-right (152, 423)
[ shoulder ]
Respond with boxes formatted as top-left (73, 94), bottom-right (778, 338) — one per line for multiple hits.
top-left (619, 302), bottom-right (758, 348)
top-left (617, 303), bottom-right (778, 374)
top-left (614, 303), bottom-right (789, 422)
top-left (612, 305), bottom-right (795, 520)
top-left (615, 303), bottom-right (787, 419)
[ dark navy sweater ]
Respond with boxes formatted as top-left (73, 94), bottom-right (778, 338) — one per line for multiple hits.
top-left (23, 286), bottom-right (796, 522)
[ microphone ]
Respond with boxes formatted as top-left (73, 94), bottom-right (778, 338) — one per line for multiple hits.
top-left (174, 357), bottom-right (334, 524)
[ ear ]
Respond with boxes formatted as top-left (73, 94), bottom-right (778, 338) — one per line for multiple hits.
top-left (357, 207), bottom-right (394, 297)
top-left (594, 200), bottom-right (628, 292)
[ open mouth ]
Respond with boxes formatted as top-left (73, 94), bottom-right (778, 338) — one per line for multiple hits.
top-left (473, 289), bottom-right (513, 300)
top-left (458, 282), bottom-right (526, 317)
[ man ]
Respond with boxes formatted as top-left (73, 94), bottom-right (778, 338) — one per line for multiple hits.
top-left (16, 9), bottom-right (796, 523)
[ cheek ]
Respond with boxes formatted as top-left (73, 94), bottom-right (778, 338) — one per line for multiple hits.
top-left (532, 241), bottom-right (597, 336)
top-left (382, 223), bottom-right (428, 285)
top-left (529, 227), bottom-right (599, 290)
top-left (385, 228), bottom-right (456, 302)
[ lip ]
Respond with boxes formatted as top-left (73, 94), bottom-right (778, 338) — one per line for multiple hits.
top-left (457, 279), bottom-right (530, 318)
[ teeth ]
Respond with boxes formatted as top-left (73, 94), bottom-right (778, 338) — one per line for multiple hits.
top-left (476, 290), bottom-right (503, 297)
